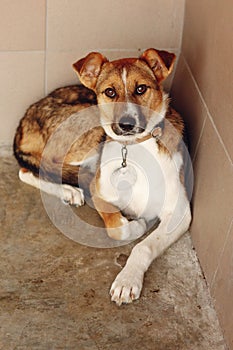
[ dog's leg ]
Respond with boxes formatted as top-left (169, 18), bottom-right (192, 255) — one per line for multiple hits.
top-left (91, 194), bottom-right (146, 241)
top-left (19, 169), bottom-right (84, 206)
top-left (110, 205), bottom-right (191, 305)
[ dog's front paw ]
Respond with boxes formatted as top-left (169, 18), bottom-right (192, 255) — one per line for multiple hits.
top-left (61, 185), bottom-right (84, 207)
top-left (107, 217), bottom-right (146, 241)
top-left (110, 268), bottom-right (144, 305)
top-left (126, 218), bottom-right (147, 240)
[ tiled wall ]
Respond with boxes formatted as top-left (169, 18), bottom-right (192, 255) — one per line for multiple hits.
top-left (0, 0), bottom-right (184, 145)
top-left (171, 0), bottom-right (233, 348)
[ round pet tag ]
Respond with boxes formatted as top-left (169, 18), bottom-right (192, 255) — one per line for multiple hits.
top-left (110, 164), bottom-right (137, 191)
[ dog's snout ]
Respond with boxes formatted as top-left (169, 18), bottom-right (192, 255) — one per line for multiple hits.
top-left (119, 116), bottom-right (136, 132)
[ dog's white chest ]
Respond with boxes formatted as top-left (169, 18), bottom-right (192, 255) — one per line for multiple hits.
top-left (98, 139), bottom-right (171, 221)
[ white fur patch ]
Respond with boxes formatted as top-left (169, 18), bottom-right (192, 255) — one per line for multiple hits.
top-left (99, 139), bottom-right (170, 221)
top-left (19, 169), bottom-right (84, 206)
top-left (122, 67), bottom-right (128, 95)
top-left (69, 153), bottom-right (99, 173)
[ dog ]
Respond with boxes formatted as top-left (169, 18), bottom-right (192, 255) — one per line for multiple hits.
top-left (14, 48), bottom-right (192, 305)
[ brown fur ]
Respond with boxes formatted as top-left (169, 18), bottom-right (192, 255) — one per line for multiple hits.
top-left (158, 107), bottom-right (184, 154)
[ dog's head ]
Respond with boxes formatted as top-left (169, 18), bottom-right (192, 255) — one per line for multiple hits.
top-left (73, 49), bottom-right (175, 143)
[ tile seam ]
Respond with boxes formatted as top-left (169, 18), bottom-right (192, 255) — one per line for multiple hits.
top-left (0, 50), bottom-right (44, 54)
top-left (210, 218), bottom-right (233, 290)
top-left (183, 56), bottom-right (232, 165)
top-left (44, 0), bottom-right (48, 95)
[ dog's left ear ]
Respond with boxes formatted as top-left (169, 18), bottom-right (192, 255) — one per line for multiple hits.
top-left (140, 48), bottom-right (176, 83)
top-left (73, 52), bottom-right (108, 90)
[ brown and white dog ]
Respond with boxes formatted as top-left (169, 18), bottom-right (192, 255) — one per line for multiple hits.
top-left (14, 49), bottom-right (192, 305)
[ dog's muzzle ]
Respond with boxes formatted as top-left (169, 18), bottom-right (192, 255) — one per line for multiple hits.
top-left (111, 103), bottom-right (147, 136)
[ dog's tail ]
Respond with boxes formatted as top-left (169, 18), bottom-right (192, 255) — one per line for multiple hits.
top-left (13, 122), bottom-right (41, 176)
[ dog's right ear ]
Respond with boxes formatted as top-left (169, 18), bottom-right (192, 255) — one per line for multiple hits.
top-left (140, 48), bottom-right (176, 83)
top-left (73, 52), bottom-right (108, 90)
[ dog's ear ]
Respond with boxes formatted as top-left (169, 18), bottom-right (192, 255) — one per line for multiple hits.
top-left (73, 52), bottom-right (108, 90)
top-left (140, 48), bottom-right (176, 83)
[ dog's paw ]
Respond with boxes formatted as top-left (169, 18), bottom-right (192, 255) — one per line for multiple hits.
top-left (61, 185), bottom-right (85, 207)
top-left (126, 218), bottom-right (147, 240)
top-left (110, 268), bottom-right (144, 305)
top-left (107, 217), bottom-right (146, 241)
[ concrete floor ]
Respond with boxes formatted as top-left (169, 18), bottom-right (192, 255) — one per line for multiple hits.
top-left (0, 155), bottom-right (226, 350)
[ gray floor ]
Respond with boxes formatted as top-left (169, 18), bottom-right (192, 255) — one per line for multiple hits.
top-left (0, 156), bottom-right (226, 350)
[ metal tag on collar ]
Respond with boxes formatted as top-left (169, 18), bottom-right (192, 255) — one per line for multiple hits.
top-left (151, 126), bottom-right (162, 140)
top-left (121, 145), bottom-right (128, 167)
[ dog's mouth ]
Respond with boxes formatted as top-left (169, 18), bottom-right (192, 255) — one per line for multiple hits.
top-left (112, 123), bottom-right (145, 136)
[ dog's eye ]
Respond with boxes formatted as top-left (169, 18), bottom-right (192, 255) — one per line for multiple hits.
top-left (135, 84), bottom-right (148, 95)
top-left (104, 88), bottom-right (116, 98)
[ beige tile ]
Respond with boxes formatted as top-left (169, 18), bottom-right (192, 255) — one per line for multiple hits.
top-left (182, 0), bottom-right (233, 160)
top-left (190, 117), bottom-right (233, 284)
top-left (0, 52), bottom-right (45, 144)
top-left (211, 221), bottom-right (233, 349)
top-left (0, 0), bottom-right (46, 51)
top-left (46, 51), bottom-right (85, 94)
top-left (170, 55), bottom-right (207, 159)
top-left (47, 0), bottom-right (184, 51)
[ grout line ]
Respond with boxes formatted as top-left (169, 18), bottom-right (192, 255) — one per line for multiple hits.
top-left (208, 115), bottom-right (232, 164)
top-left (92, 47), bottom-right (179, 53)
top-left (0, 50), bottom-right (44, 54)
top-left (178, 53), bottom-right (208, 163)
top-left (210, 218), bottom-right (233, 290)
top-left (95, 48), bottom-right (143, 52)
top-left (183, 56), bottom-right (232, 165)
top-left (44, 0), bottom-right (48, 95)
top-left (0, 47), bottom-right (180, 56)
top-left (178, 1), bottom-right (186, 53)
top-left (192, 115), bottom-right (207, 163)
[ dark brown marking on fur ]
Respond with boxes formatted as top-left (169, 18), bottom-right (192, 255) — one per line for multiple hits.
top-left (157, 107), bottom-right (184, 155)
top-left (48, 85), bottom-right (97, 105)
top-left (13, 84), bottom-right (104, 191)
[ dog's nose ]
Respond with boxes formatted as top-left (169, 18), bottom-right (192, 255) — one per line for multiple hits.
top-left (119, 116), bottom-right (136, 132)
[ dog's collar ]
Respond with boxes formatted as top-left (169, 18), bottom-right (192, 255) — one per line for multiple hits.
top-left (136, 119), bottom-right (164, 143)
